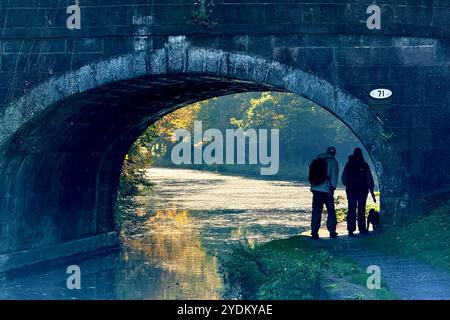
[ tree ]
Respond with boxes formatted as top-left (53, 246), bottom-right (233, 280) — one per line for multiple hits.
top-left (123, 91), bottom-right (365, 180)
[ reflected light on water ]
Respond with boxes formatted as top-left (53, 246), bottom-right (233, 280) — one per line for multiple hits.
top-left (118, 205), bottom-right (223, 300)
top-left (0, 168), bottom-right (347, 299)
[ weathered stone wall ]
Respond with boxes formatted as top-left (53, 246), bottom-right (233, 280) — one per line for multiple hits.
top-left (0, 1), bottom-right (449, 269)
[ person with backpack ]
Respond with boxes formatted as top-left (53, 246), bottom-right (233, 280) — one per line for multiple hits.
top-left (308, 146), bottom-right (339, 240)
top-left (341, 147), bottom-right (376, 236)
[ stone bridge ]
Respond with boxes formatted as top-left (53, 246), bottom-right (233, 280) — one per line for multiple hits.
top-left (0, 0), bottom-right (449, 271)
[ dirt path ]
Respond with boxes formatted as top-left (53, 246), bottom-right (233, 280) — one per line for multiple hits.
top-left (304, 225), bottom-right (450, 300)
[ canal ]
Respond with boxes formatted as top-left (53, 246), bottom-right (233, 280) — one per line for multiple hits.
top-left (0, 168), bottom-right (346, 299)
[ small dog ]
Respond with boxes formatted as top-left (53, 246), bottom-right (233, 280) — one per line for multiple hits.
top-left (367, 209), bottom-right (380, 232)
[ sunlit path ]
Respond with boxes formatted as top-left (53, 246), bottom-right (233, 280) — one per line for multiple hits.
top-left (309, 235), bottom-right (450, 300)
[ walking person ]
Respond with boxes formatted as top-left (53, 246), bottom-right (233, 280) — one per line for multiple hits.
top-left (341, 147), bottom-right (376, 236)
top-left (308, 146), bottom-right (339, 240)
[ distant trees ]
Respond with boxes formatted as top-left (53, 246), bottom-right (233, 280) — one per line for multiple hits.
top-left (122, 92), bottom-right (364, 181)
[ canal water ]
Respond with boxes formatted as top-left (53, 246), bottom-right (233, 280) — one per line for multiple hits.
top-left (0, 168), bottom-right (346, 299)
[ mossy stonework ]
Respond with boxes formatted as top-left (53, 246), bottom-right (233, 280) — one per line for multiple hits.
top-left (0, 1), bottom-right (449, 270)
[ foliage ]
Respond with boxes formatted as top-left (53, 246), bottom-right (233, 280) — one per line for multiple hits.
top-left (148, 103), bottom-right (201, 163)
top-left (230, 93), bottom-right (359, 174)
top-left (380, 132), bottom-right (395, 144)
top-left (116, 127), bottom-right (158, 228)
top-left (120, 130), bottom-right (156, 194)
top-left (422, 187), bottom-right (450, 214)
top-left (116, 104), bottom-right (205, 227)
top-left (222, 239), bottom-right (325, 299)
top-left (151, 92), bottom-right (367, 181)
top-left (154, 103), bottom-right (201, 141)
top-left (221, 236), bottom-right (394, 300)
top-left (120, 91), bottom-right (375, 197)
top-left (364, 202), bottom-right (450, 273)
top-left (192, 0), bottom-right (218, 29)
top-left (117, 91), bottom-right (378, 225)
top-left (118, 104), bottom-right (201, 193)
top-left (335, 192), bottom-right (380, 223)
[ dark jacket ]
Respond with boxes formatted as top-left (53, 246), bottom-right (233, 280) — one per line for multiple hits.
top-left (341, 155), bottom-right (374, 195)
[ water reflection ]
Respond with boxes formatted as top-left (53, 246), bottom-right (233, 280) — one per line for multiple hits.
top-left (117, 206), bottom-right (223, 300)
top-left (0, 168), bottom-right (346, 299)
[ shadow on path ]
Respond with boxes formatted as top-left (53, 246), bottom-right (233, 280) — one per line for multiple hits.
top-left (302, 224), bottom-right (450, 300)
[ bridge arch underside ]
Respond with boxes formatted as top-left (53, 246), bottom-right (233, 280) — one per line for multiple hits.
top-left (0, 52), bottom-right (405, 268)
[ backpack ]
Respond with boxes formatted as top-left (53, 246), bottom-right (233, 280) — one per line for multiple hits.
top-left (309, 158), bottom-right (328, 186)
top-left (348, 162), bottom-right (368, 190)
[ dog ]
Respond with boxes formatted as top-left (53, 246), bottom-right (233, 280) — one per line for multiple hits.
top-left (367, 209), bottom-right (380, 232)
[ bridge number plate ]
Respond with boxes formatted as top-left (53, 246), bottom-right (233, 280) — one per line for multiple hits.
top-left (370, 89), bottom-right (392, 99)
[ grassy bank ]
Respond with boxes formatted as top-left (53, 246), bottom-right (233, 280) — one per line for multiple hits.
top-left (221, 236), bottom-right (394, 300)
top-left (363, 202), bottom-right (450, 273)
top-left (334, 192), bottom-right (380, 223)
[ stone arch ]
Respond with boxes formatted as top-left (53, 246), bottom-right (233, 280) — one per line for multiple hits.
top-left (0, 36), bottom-right (405, 270)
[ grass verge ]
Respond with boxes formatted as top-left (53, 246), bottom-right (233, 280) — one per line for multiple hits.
top-left (221, 236), bottom-right (395, 300)
top-left (335, 192), bottom-right (380, 223)
top-left (363, 203), bottom-right (450, 273)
